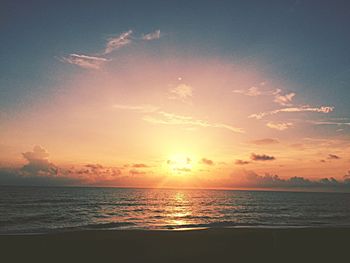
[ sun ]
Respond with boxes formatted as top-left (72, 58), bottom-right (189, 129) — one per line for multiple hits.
top-left (166, 154), bottom-right (194, 175)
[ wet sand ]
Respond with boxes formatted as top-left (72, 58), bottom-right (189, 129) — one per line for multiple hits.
top-left (1, 228), bottom-right (349, 262)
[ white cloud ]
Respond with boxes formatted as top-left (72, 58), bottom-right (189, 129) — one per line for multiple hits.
top-left (21, 146), bottom-right (58, 177)
top-left (249, 106), bottom-right (334, 119)
top-left (169, 84), bottom-right (193, 103)
top-left (233, 87), bottom-right (296, 106)
top-left (144, 111), bottom-right (244, 133)
top-left (60, 54), bottom-right (109, 69)
top-left (113, 104), bottom-right (158, 113)
top-left (104, 30), bottom-right (133, 54)
top-left (142, 30), bottom-right (161, 41)
top-left (266, 122), bottom-right (293, 131)
top-left (113, 104), bottom-right (244, 133)
top-left (308, 120), bottom-right (350, 127)
top-left (232, 86), bottom-right (262, 96)
top-left (273, 89), bottom-right (296, 106)
top-left (60, 29), bottom-right (162, 69)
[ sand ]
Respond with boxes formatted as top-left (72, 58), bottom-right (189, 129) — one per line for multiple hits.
top-left (1, 228), bottom-right (349, 262)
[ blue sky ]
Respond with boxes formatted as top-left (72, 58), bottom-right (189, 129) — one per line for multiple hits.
top-left (1, 0), bottom-right (350, 114)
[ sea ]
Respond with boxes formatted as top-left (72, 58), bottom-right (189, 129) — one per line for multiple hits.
top-left (1, 186), bottom-right (350, 234)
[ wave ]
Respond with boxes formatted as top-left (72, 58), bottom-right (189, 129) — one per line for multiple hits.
top-left (82, 222), bottom-right (136, 229)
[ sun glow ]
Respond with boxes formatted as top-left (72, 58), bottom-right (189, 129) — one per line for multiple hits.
top-left (166, 154), bottom-right (194, 175)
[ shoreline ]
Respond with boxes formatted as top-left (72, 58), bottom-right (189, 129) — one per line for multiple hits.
top-left (2, 224), bottom-right (349, 236)
top-left (1, 227), bottom-right (349, 262)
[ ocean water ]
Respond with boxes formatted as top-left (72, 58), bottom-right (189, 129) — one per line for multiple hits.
top-left (1, 186), bottom-right (350, 234)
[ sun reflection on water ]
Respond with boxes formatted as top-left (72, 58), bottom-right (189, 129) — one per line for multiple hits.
top-left (164, 191), bottom-right (193, 229)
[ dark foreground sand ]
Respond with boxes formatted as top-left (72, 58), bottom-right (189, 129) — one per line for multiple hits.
top-left (1, 228), bottom-right (349, 263)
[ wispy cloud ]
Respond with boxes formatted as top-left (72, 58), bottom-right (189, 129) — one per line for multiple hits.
top-left (113, 104), bottom-right (158, 113)
top-left (60, 54), bottom-right (109, 69)
top-left (142, 30), bottom-right (161, 41)
top-left (251, 138), bottom-right (279, 145)
top-left (60, 29), bottom-right (162, 69)
top-left (131, 163), bottom-right (150, 168)
top-left (249, 106), bottom-right (334, 119)
top-left (308, 120), bottom-right (350, 127)
top-left (104, 30), bottom-right (133, 54)
top-left (266, 121), bottom-right (293, 131)
top-left (169, 84), bottom-right (193, 103)
top-left (144, 111), bottom-right (244, 133)
top-left (232, 86), bottom-right (262, 96)
top-left (273, 89), bottom-right (296, 106)
top-left (129, 169), bottom-right (147, 176)
top-left (113, 103), bottom-right (244, 133)
top-left (233, 87), bottom-right (296, 107)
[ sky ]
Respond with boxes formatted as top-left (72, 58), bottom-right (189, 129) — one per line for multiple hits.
top-left (1, 0), bottom-right (350, 191)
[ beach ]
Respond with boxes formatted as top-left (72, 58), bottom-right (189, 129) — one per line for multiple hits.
top-left (1, 228), bottom-right (349, 262)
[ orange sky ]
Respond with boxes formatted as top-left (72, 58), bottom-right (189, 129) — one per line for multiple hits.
top-left (1, 36), bottom-right (349, 191)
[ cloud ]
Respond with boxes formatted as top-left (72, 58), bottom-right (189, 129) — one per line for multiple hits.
top-left (113, 104), bottom-right (158, 113)
top-left (328, 154), bottom-right (341, 160)
top-left (281, 106), bottom-right (334, 113)
top-left (235, 160), bottom-right (250, 165)
top-left (68, 164), bottom-right (122, 181)
top-left (0, 167), bottom-right (79, 186)
top-left (308, 120), bottom-right (350, 127)
top-left (113, 103), bottom-right (244, 133)
top-left (273, 89), bottom-right (296, 106)
top-left (60, 29), bottom-right (162, 68)
top-left (167, 157), bottom-right (191, 165)
top-left (60, 54), bottom-right (109, 69)
top-left (129, 169), bottom-right (146, 176)
top-left (142, 30), bottom-right (161, 41)
top-left (251, 138), bottom-right (279, 145)
top-left (344, 171), bottom-right (350, 183)
top-left (266, 121), bottom-right (293, 131)
top-left (76, 164), bottom-right (122, 181)
top-left (21, 145), bottom-right (58, 177)
top-left (132, 163), bottom-right (149, 168)
top-left (169, 84), bottom-right (193, 103)
top-left (0, 146), bottom-right (126, 186)
top-left (232, 87), bottom-right (298, 112)
top-left (239, 171), bottom-right (350, 191)
top-left (201, 158), bottom-right (214, 166)
top-left (85, 164), bottom-right (104, 169)
top-left (249, 106), bottom-right (334, 119)
top-left (233, 87), bottom-right (296, 106)
top-left (250, 153), bottom-right (275, 161)
top-left (143, 111), bottom-right (244, 133)
top-left (22, 145), bottom-right (50, 161)
top-left (232, 86), bottom-right (262, 96)
top-left (0, 146), bottom-right (82, 186)
top-left (166, 157), bottom-right (192, 173)
top-left (104, 30), bottom-right (133, 54)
